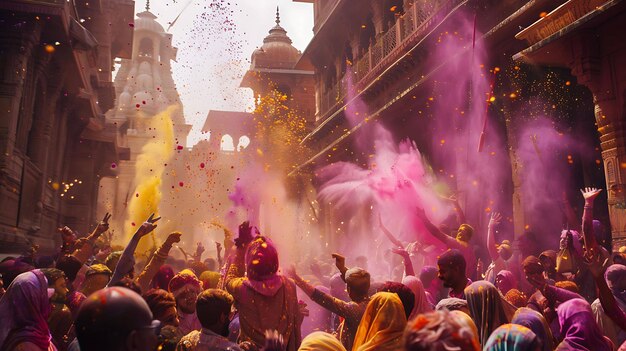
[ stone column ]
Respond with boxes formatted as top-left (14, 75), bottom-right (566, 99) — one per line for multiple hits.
top-left (570, 31), bottom-right (626, 248)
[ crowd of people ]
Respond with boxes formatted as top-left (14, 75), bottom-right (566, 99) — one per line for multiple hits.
top-left (1, 187), bottom-right (626, 351)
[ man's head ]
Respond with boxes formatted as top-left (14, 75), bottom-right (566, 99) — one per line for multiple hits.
top-left (497, 240), bottom-right (513, 261)
top-left (522, 256), bottom-right (544, 284)
top-left (199, 271), bottom-right (221, 290)
top-left (419, 265), bottom-right (441, 291)
top-left (538, 250), bottom-right (557, 273)
top-left (168, 269), bottom-right (203, 314)
top-left (105, 251), bottom-right (123, 272)
top-left (41, 268), bottom-right (68, 300)
top-left (196, 289), bottom-right (234, 337)
top-left (81, 264), bottom-right (112, 297)
top-left (55, 255), bottom-right (82, 283)
top-left (605, 264), bottom-right (626, 303)
top-left (437, 249), bottom-right (466, 289)
top-left (75, 287), bottom-right (160, 351)
top-left (456, 224), bottom-right (474, 243)
top-left (245, 236), bottom-right (279, 281)
top-left (143, 289), bottom-right (179, 327)
top-left (345, 267), bottom-right (370, 302)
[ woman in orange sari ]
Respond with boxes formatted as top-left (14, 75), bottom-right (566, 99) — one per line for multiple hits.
top-left (351, 292), bottom-right (407, 351)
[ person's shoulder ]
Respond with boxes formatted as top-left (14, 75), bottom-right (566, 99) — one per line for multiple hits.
top-left (179, 330), bottom-right (202, 347)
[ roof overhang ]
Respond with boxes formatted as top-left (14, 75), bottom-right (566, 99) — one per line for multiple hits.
top-left (513, 0), bottom-right (624, 65)
top-left (240, 67), bottom-right (314, 88)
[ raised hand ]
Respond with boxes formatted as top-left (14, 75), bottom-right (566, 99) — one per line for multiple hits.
top-left (488, 212), bottom-right (502, 227)
top-left (215, 241), bottom-right (222, 253)
top-left (581, 187), bottom-right (602, 204)
top-left (95, 212), bottom-right (111, 235)
top-left (164, 232), bottom-right (182, 246)
top-left (331, 253), bottom-right (346, 272)
top-left (195, 242), bottom-right (205, 257)
top-left (58, 226), bottom-right (76, 243)
top-left (234, 221), bottom-right (254, 248)
top-left (391, 247), bottom-right (409, 257)
top-left (136, 213), bottom-right (161, 237)
top-left (584, 251), bottom-right (609, 279)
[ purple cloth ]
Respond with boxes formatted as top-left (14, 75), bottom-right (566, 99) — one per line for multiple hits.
top-left (606, 264), bottom-right (626, 303)
top-left (495, 270), bottom-right (516, 295)
top-left (556, 298), bottom-right (612, 351)
top-left (0, 269), bottom-right (55, 350)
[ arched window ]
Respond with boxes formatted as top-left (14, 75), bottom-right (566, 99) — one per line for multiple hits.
top-left (220, 134), bottom-right (235, 151)
top-left (237, 136), bottom-right (251, 151)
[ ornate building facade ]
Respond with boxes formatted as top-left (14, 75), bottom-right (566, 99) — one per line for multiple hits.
top-left (292, 0), bottom-right (624, 250)
top-left (0, 0), bottom-right (134, 253)
top-left (97, 8), bottom-right (192, 238)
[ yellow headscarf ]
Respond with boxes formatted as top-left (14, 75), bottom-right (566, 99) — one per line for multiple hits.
top-left (299, 331), bottom-right (346, 351)
top-left (352, 292), bottom-right (407, 351)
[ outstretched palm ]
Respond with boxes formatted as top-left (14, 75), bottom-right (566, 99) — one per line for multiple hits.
top-left (580, 187), bottom-right (602, 202)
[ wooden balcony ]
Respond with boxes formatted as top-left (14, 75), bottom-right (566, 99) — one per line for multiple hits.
top-left (317, 0), bottom-right (460, 119)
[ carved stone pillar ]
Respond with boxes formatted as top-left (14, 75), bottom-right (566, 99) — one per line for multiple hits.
top-left (570, 31), bottom-right (626, 248)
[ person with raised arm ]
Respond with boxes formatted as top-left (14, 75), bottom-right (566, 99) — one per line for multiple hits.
top-left (416, 207), bottom-right (476, 278)
top-left (587, 252), bottom-right (626, 347)
top-left (483, 212), bottom-right (513, 283)
top-left (285, 255), bottom-right (370, 351)
top-left (108, 213), bottom-right (160, 287)
top-left (136, 231), bottom-right (182, 293)
top-left (223, 221), bottom-right (301, 351)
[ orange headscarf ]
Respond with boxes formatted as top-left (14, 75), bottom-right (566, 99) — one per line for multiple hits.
top-left (352, 292), bottom-right (407, 351)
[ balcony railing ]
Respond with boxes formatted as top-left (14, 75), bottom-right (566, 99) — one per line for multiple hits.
top-left (318, 0), bottom-right (456, 118)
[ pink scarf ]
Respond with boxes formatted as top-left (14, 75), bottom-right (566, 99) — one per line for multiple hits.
top-left (0, 270), bottom-right (55, 350)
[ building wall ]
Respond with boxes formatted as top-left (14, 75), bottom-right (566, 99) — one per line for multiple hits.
top-left (297, 0), bottom-right (617, 253)
top-left (0, 0), bottom-right (134, 253)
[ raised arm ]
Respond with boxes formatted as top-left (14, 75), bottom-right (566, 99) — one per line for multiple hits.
top-left (72, 213), bottom-right (111, 264)
top-left (215, 241), bottom-right (223, 268)
top-left (136, 231), bottom-right (181, 292)
top-left (222, 221), bottom-right (254, 291)
top-left (487, 212), bottom-right (502, 262)
top-left (391, 247), bottom-right (415, 276)
top-left (285, 265), bottom-right (353, 318)
top-left (580, 187), bottom-right (602, 257)
top-left (416, 208), bottom-right (461, 250)
top-left (379, 214), bottom-right (404, 248)
top-left (331, 253), bottom-right (348, 282)
top-left (109, 213), bottom-right (160, 286)
top-left (587, 253), bottom-right (626, 331)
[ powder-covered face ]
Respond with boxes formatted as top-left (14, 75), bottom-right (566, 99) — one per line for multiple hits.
top-left (246, 238), bottom-right (278, 280)
top-left (176, 289), bottom-right (198, 314)
top-left (456, 225), bottom-right (472, 242)
top-left (52, 277), bottom-right (69, 297)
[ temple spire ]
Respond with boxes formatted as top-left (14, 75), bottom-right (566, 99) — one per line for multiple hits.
top-left (275, 6), bottom-right (280, 26)
top-left (146, 0), bottom-right (150, 11)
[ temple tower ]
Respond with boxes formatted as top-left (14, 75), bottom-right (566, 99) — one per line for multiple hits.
top-left (98, 7), bottom-right (191, 229)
